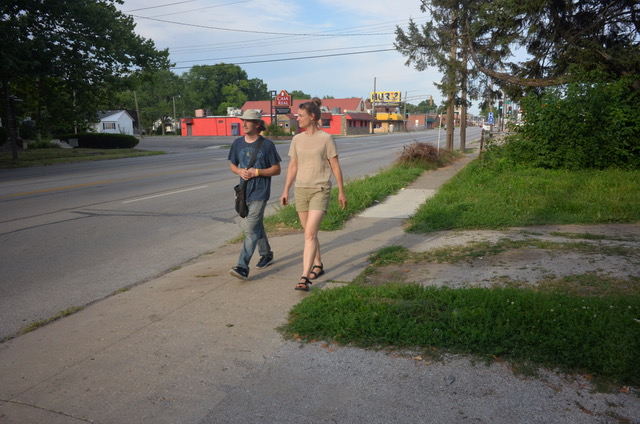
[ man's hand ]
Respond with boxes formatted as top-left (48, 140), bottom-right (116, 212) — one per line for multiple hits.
top-left (239, 168), bottom-right (256, 181)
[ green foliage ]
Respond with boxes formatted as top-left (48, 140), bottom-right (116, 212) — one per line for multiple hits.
top-left (115, 69), bottom-right (184, 135)
top-left (322, 166), bottom-right (427, 231)
top-left (266, 165), bottom-right (429, 232)
top-left (182, 64), bottom-right (268, 117)
top-left (289, 90), bottom-right (312, 99)
top-left (27, 140), bottom-right (61, 149)
top-left (19, 120), bottom-right (39, 141)
top-left (58, 133), bottom-right (139, 149)
top-left (407, 159), bottom-right (640, 233)
top-left (265, 161), bottom-right (452, 232)
top-left (263, 124), bottom-right (294, 137)
top-left (497, 77), bottom-right (640, 170)
top-left (1, 0), bottom-right (170, 138)
top-left (406, 99), bottom-right (438, 114)
top-left (283, 284), bottom-right (640, 385)
top-left (472, 1), bottom-right (637, 92)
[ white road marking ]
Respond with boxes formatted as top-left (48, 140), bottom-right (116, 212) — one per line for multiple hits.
top-left (122, 185), bottom-right (209, 204)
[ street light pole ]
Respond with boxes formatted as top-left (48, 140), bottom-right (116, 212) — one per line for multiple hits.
top-left (270, 90), bottom-right (277, 129)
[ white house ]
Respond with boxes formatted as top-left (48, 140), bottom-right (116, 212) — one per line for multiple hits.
top-left (93, 110), bottom-right (135, 135)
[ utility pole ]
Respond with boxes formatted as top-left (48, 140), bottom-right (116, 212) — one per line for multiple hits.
top-left (134, 91), bottom-right (142, 138)
top-left (402, 91), bottom-right (407, 132)
top-left (172, 95), bottom-right (180, 133)
top-left (371, 77), bottom-right (376, 134)
top-left (4, 91), bottom-right (19, 161)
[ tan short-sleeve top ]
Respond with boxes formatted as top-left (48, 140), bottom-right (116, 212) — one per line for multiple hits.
top-left (288, 130), bottom-right (338, 189)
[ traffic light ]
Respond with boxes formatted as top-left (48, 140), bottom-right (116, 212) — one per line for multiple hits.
top-left (498, 101), bottom-right (503, 116)
top-left (429, 95), bottom-right (433, 107)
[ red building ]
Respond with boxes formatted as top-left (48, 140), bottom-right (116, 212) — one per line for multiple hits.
top-left (406, 114), bottom-right (440, 131)
top-left (181, 98), bottom-right (372, 137)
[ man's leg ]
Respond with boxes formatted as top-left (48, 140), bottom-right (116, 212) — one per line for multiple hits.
top-left (237, 200), bottom-right (268, 270)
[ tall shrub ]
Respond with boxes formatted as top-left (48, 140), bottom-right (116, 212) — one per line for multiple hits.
top-left (499, 77), bottom-right (640, 170)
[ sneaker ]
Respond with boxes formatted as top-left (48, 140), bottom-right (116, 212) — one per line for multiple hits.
top-left (229, 266), bottom-right (249, 280)
top-left (256, 253), bottom-right (274, 269)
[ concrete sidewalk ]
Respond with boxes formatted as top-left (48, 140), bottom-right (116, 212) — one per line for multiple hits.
top-left (1, 142), bottom-right (638, 424)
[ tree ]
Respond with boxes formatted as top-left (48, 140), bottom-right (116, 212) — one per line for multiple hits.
top-left (182, 64), bottom-right (269, 116)
top-left (246, 78), bottom-right (270, 102)
top-left (126, 69), bottom-right (185, 135)
top-left (464, 0), bottom-right (639, 91)
top-left (396, 0), bottom-right (469, 151)
top-left (1, 0), bottom-right (170, 161)
top-left (289, 90), bottom-right (311, 100)
top-left (406, 99), bottom-right (438, 114)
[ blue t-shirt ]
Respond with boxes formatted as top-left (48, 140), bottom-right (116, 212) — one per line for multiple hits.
top-left (228, 136), bottom-right (281, 202)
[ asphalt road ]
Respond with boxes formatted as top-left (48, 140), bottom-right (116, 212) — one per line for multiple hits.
top-left (0, 128), bottom-right (480, 340)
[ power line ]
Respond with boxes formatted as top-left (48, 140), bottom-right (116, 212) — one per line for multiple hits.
top-left (164, 17), bottom-right (429, 56)
top-left (130, 14), bottom-right (395, 36)
top-left (174, 44), bottom-right (391, 63)
top-left (171, 48), bottom-right (397, 69)
top-left (143, 0), bottom-right (253, 18)
top-left (124, 0), bottom-right (198, 12)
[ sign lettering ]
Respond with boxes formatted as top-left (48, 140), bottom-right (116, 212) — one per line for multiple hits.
top-left (370, 91), bottom-right (402, 104)
top-left (275, 90), bottom-right (292, 107)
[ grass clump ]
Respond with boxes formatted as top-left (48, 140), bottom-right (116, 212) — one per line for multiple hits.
top-left (14, 306), bottom-right (85, 339)
top-left (282, 284), bottom-right (640, 386)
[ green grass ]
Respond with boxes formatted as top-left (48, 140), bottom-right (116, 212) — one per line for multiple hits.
top-left (265, 163), bottom-right (436, 232)
top-left (279, 153), bottom-right (640, 388)
top-left (407, 162), bottom-right (640, 232)
top-left (282, 284), bottom-right (640, 386)
top-left (0, 148), bottom-right (163, 168)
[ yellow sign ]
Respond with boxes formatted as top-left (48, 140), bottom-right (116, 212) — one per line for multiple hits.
top-left (370, 91), bottom-right (402, 104)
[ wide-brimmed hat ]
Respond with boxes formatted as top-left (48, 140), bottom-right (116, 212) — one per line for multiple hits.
top-left (240, 110), bottom-right (262, 121)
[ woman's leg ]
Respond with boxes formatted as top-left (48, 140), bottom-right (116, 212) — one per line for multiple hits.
top-left (298, 209), bottom-right (325, 278)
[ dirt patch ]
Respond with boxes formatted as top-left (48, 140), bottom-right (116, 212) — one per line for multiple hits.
top-left (362, 224), bottom-right (640, 294)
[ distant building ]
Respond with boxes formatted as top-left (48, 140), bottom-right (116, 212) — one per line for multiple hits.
top-left (181, 98), bottom-right (372, 137)
top-left (406, 114), bottom-right (440, 130)
top-left (93, 110), bottom-right (135, 135)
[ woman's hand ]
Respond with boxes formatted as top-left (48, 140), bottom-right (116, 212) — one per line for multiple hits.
top-left (338, 192), bottom-right (347, 210)
top-left (280, 192), bottom-right (289, 206)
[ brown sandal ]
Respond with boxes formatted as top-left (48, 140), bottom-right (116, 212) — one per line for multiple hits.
top-left (295, 276), bottom-right (312, 291)
top-left (309, 263), bottom-right (324, 280)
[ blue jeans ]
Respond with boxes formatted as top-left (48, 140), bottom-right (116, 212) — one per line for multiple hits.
top-left (237, 200), bottom-right (271, 270)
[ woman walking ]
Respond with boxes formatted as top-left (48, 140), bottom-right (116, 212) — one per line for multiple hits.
top-left (280, 98), bottom-right (347, 291)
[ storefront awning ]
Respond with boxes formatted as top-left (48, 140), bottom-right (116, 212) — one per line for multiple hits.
top-left (346, 113), bottom-right (373, 121)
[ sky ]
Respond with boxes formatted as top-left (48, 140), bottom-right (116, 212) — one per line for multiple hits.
top-left (116, 0), bottom-right (454, 111)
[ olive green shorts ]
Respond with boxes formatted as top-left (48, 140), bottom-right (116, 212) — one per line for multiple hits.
top-left (294, 186), bottom-right (331, 212)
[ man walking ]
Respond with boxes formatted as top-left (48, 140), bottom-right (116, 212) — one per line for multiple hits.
top-left (228, 110), bottom-right (282, 280)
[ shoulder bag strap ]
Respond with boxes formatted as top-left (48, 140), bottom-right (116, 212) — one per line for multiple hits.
top-left (241, 136), bottom-right (265, 189)
top-left (247, 136), bottom-right (264, 169)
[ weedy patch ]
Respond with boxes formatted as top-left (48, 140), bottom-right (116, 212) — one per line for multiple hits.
top-left (15, 306), bottom-right (85, 339)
